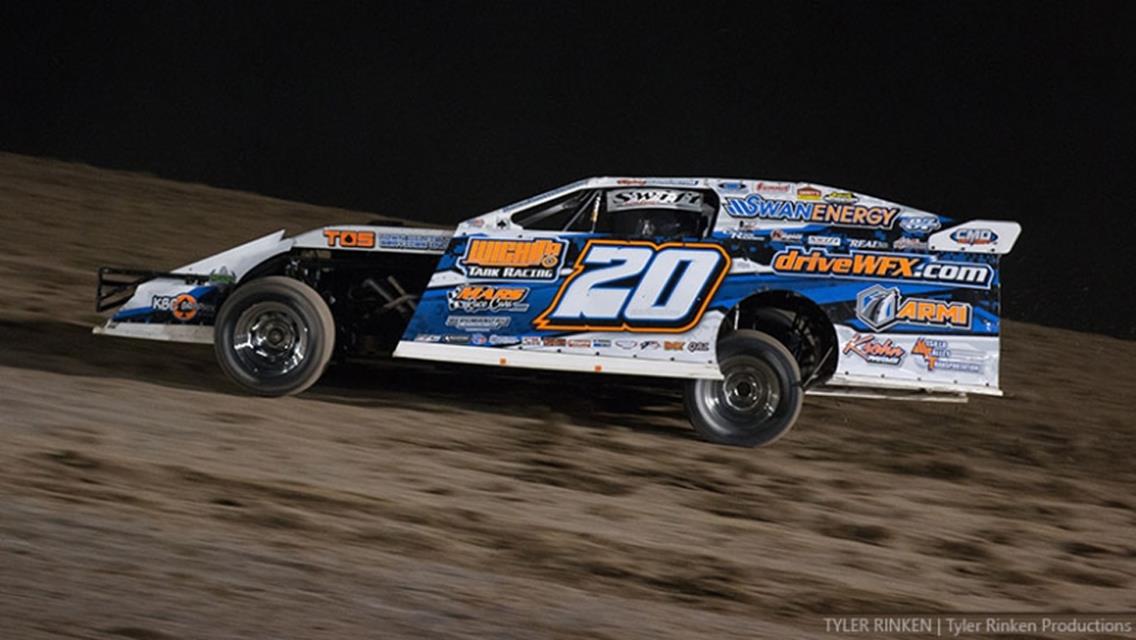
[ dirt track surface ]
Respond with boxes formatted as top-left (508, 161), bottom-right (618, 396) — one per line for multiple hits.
top-left (1, 154), bottom-right (1135, 639)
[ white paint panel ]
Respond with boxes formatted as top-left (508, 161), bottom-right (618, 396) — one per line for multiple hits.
top-left (292, 225), bottom-right (451, 254)
top-left (832, 324), bottom-right (1002, 395)
top-left (824, 373), bottom-right (1002, 397)
top-left (929, 220), bottom-right (1021, 254)
top-left (178, 229), bottom-right (293, 276)
top-left (92, 323), bottom-right (213, 344)
top-left (394, 341), bottom-right (723, 380)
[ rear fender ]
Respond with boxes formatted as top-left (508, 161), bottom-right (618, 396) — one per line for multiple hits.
top-left (827, 219), bottom-right (1022, 396)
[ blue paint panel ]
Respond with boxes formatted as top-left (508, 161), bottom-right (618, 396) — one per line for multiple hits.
top-left (112, 284), bottom-right (220, 324)
top-left (403, 229), bottom-right (1005, 343)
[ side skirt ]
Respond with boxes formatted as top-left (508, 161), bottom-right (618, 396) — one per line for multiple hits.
top-left (806, 385), bottom-right (970, 403)
top-left (92, 322), bottom-right (213, 344)
top-left (394, 341), bottom-right (724, 380)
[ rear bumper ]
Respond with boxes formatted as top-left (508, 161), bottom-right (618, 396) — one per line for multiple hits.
top-left (824, 371), bottom-right (1003, 397)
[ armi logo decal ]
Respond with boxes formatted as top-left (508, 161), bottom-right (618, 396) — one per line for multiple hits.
top-left (856, 285), bottom-right (972, 331)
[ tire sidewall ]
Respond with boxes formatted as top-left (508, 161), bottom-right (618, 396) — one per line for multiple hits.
top-left (214, 277), bottom-right (334, 396)
top-left (685, 330), bottom-right (802, 447)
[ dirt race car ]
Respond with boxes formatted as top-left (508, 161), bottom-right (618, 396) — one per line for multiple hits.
top-left (95, 178), bottom-right (1021, 447)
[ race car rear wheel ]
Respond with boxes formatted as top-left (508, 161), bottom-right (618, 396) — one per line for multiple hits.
top-left (214, 276), bottom-right (335, 396)
top-left (684, 330), bottom-right (803, 447)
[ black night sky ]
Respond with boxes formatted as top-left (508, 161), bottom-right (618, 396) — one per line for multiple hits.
top-left (2, 2), bottom-right (1133, 338)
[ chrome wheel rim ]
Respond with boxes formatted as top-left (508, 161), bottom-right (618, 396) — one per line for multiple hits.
top-left (701, 356), bottom-right (780, 428)
top-left (232, 301), bottom-right (309, 377)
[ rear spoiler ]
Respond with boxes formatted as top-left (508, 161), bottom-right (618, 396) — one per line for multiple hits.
top-left (929, 221), bottom-right (1021, 255)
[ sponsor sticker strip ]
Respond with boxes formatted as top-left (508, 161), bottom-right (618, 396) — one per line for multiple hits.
top-left (724, 193), bottom-right (900, 229)
top-left (447, 285), bottom-right (530, 313)
top-left (772, 248), bottom-right (993, 288)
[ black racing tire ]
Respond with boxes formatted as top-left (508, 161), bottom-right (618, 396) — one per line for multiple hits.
top-left (683, 330), bottom-right (803, 447)
top-left (750, 306), bottom-right (825, 384)
top-left (213, 276), bottom-right (335, 396)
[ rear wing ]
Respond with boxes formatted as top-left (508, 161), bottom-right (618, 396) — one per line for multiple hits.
top-left (929, 220), bottom-right (1021, 255)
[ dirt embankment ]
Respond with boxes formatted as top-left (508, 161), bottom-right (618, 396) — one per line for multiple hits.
top-left (1, 154), bottom-right (1134, 639)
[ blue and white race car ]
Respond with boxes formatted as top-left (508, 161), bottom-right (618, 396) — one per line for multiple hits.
top-left (95, 178), bottom-right (1021, 447)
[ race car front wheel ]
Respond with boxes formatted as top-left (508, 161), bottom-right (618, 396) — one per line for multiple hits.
top-left (684, 330), bottom-right (803, 447)
top-left (214, 276), bottom-right (335, 396)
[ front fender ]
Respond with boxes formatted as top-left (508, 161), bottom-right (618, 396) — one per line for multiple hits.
top-left (96, 230), bottom-right (294, 340)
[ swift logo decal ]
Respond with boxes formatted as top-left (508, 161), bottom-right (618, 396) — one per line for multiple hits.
top-left (534, 240), bottom-right (730, 332)
top-left (607, 189), bottom-right (703, 212)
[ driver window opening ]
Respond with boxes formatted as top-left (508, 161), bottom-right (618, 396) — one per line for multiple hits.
top-left (508, 186), bottom-right (717, 239)
top-left (509, 190), bottom-right (595, 231)
top-left (598, 188), bottom-right (715, 240)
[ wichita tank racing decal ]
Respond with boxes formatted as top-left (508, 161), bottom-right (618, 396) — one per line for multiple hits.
top-left (534, 240), bottom-right (730, 332)
top-left (459, 238), bottom-right (567, 281)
